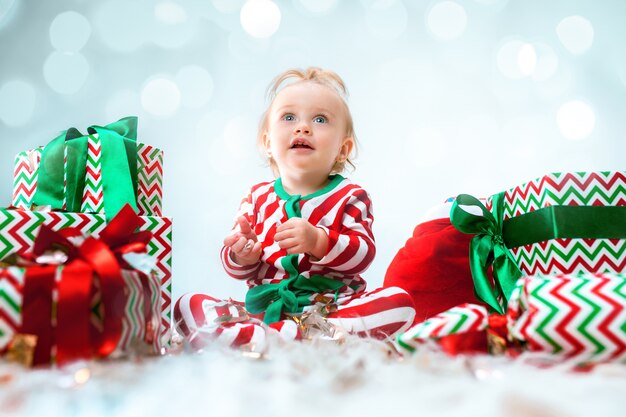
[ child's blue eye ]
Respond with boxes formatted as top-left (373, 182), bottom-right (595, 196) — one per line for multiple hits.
top-left (314, 116), bottom-right (327, 123)
top-left (283, 114), bottom-right (295, 121)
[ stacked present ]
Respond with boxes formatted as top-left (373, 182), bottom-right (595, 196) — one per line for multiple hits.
top-left (398, 171), bottom-right (626, 362)
top-left (1, 116), bottom-right (172, 366)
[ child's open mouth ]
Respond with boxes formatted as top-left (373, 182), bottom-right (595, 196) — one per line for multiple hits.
top-left (290, 139), bottom-right (314, 150)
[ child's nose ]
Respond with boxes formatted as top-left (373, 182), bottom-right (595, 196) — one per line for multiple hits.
top-left (294, 123), bottom-right (311, 135)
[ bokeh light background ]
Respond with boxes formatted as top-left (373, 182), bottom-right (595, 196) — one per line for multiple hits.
top-left (1, 0), bottom-right (625, 302)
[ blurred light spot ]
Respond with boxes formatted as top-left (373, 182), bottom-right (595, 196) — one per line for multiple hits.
top-left (0, 80), bottom-right (36, 126)
top-left (426, 1), bottom-right (467, 41)
top-left (151, 3), bottom-right (196, 49)
top-left (95, 0), bottom-right (150, 52)
top-left (296, 0), bottom-right (338, 15)
top-left (496, 38), bottom-right (531, 79)
top-left (49, 11), bottom-right (91, 53)
top-left (0, 0), bottom-right (18, 28)
top-left (517, 43), bottom-right (536, 76)
top-left (223, 116), bottom-right (255, 157)
top-left (73, 368), bottom-right (91, 385)
top-left (406, 127), bottom-right (447, 168)
top-left (365, 0), bottom-right (407, 40)
top-left (43, 51), bottom-right (90, 94)
top-left (531, 42), bottom-right (558, 81)
top-left (105, 89), bottom-right (141, 121)
top-left (228, 30), bottom-right (270, 62)
top-left (176, 65), bottom-right (214, 108)
top-left (213, 0), bottom-right (245, 13)
top-left (141, 77), bottom-right (181, 117)
top-left (155, 1), bottom-right (187, 24)
top-left (556, 15), bottom-right (593, 55)
top-left (240, 0), bottom-right (281, 38)
top-left (557, 100), bottom-right (595, 140)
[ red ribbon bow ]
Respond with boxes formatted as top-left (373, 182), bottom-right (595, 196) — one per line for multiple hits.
top-left (19, 204), bottom-right (152, 366)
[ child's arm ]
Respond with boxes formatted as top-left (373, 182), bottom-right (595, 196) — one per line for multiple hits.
top-left (274, 188), bottom-right (376, 274)
top-left (221, 194), bottom-right (263, 280)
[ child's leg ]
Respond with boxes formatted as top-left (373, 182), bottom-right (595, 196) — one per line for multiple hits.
top-left (174, 293), bottom-right (300, 349)
top-left (174, 293), bottom-right (251, 348)
top-left (326, 286), bottom-right (416, 340)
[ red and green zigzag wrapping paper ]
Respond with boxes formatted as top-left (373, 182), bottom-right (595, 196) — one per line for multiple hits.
top-left (12, 137), bottom-right (163, 217)
top-left (0, 267), bottom-right (163, 356)
top-left (487, 171), bottom-right (626, 275)
top-left (0, 208), bottom-right (172, 345)
top-left (398, 273), bottom-right (626, 361)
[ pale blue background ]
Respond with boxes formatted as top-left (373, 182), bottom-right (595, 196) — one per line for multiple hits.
top-left (1, 0), bottom-right (625, 303)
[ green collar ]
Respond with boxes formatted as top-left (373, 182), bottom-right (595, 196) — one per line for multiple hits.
top-left (274, 175), bottom-right (344, 201)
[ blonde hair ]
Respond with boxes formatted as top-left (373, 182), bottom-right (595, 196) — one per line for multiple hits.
top-left (258, 67), bottom-right (357, 177)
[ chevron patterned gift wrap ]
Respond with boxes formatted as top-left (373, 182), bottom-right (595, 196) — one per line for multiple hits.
top-left (396, 303), bottom-right (490, 353)
top-left (0, 208), bottom-right (172, 345)
top-left (11, 137), bottom-right (163, 217)
top-left (487, 171), bottom-right (626, 275)
top-left (397, 273), bottom-right (626, 361)
top-left (0, 266), bottom-right (163, 359)
top-left (508, 273), bottom-right (626, 361)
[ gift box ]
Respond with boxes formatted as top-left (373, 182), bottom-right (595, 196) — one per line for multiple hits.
top-left (0, 205), bottom-right (166, 366)
top-left (0, 266), bottom-right (162, 366)
top-left (12, 116), bottom-right (163, 217)
top-left (0, 206), bottom-right (172, 346)
top-left (450, 171), bottom-right (626, 313)
top-left (397, 273), bottom-right (626, 363)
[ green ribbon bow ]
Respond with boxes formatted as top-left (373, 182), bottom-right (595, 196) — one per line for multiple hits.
top-left (450, 193), bottom-right (523, 314)
top-left (245, 213), bottom-right (345, 325)
top-left (245, 272), bottom-right (345, 325)
top-left (32, 117), bottom-right (139, 221)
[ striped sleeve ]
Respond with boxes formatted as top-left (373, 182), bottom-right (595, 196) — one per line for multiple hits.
top-left (220, 190), bottom-right (261, 280)
top-left (310, 188), bottom-right (376, 274)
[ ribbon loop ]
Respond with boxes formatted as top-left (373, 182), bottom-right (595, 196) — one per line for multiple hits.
top-left (451, 193), bottom-right (522, 314)
top-left (32, 117), bottom-right (139, 220)
top-left (246, 274), bottom-right (345, 324)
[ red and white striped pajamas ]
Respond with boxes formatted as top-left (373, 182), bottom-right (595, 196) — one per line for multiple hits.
top-left (175, 175), bottom-right (415, 348)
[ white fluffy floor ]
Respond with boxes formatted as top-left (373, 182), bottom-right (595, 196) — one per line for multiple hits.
top-left (1, 336), bottom-right (625, 417)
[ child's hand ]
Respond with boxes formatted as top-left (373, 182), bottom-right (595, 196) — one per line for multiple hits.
top-left (224, 217), bottom-right (262, 266)
top-left (274, 218), bottom-right (328, 259)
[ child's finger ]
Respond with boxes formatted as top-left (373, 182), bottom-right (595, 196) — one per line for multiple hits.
top-left (275, 220), bottom-right (295, 233)
top-left (231, 236), bottom-right (248, 253)
top-left (273, 230), bottom-right (290, 242)
top-left (285, 246), bottom-right (303, 255)
top-left (251, 241), bottom-right (263, 256)
top-left (237, 217), bottom-right (256, 240)
top-left (223, 233), bottom-right (241, 247)
top-left (277, 237), bottom-right (297, 250)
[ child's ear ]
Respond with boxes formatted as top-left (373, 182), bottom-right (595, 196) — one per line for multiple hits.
top-left (262, 132), bottom-right (271, 156)
top-left (338, 136), bottom-right (354, 161)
